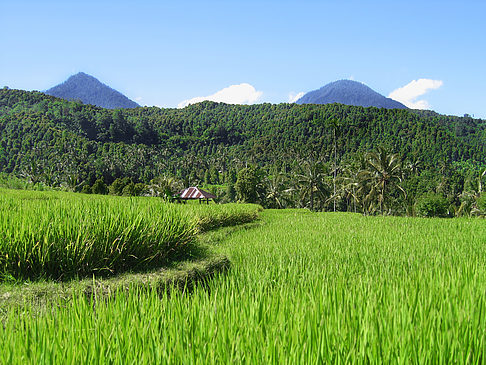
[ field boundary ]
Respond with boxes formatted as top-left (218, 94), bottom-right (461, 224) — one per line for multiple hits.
top-left (0, 255), bottom-right (230, 316)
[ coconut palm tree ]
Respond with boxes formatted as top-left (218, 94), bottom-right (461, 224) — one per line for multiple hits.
top-left (332, 166), bottom-right (360, 213)
top-left (479, 168), bottom-right (486, 194)
top-left (265, 169), bottom-right (291, 209)
top-left (457, 168), bottom-right (486, 217)
top-left (294, 159), bottom-right (330, 211)
top-left (326, 118), bottom-right (341, 212)
top-left (406, 158), bottom-right (423, 177)
top-left (149, 175), bottom-right (183, 199)
top-left (357, 148), bottom-right (406, 214)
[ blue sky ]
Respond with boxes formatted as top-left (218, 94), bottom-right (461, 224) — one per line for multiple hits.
top-left (1, 0), bottom-right (485, 117)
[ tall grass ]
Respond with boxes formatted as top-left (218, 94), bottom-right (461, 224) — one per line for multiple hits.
top-left (189, 202), bottom-right (262, 232)
top-left (1, 210), bottom-right (486, 362)
top-left (0, 189), bottom-right (261, 280)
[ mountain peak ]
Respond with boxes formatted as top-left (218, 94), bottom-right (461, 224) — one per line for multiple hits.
top-left (71, 71), bottom-right (93, 79)
top-left (296, 80), bottom-right (407, 109)
top-left (45, 72), bottom-right (140, 109)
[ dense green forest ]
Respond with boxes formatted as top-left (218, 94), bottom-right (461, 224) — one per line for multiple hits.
top-left (0, 87), bottom-right (485, 216)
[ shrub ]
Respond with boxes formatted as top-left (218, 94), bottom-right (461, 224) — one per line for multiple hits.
top-left (235, 167), bottom-right (265, 204)
top-left (416, 192), bottom-right (449, 218)
top-left (226, 183), bottom-right (236, 202)
top-left (122, 182), bottom-right (137, 196)
top-left (134, 183), bottom-right (148, 196)
top-left (81, 184), bottom-right (92, 194)
top-left (91, 178), bottom-right (108, 195)
top-left (109, 177), bottom-right (132, 196)
top-left (120, 182), bottom-right (148, 196)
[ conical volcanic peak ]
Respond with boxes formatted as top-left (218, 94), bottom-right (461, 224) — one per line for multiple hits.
top-left (45, 72), bottom-right (140, 109)
top-left (296, 80), bottom-right (407, 109)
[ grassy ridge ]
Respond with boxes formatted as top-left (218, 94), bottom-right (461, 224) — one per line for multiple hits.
top-left (0, 255), bottom-right (231, 316)
top-left (0, 189), bottom-right (261, 280)
top-left (1, 210), bottom-right (485, 362)
top-left (190, 203), bottom-right (262, 232)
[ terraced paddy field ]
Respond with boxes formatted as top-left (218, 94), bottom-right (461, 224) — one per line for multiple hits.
top-left (0, 188), bottom-right (261, 280)
top-left (1, 192), bottom-right (486, 363)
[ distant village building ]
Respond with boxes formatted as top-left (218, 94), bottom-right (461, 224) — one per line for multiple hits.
top-left (177, 187), bottom-right (217, 204)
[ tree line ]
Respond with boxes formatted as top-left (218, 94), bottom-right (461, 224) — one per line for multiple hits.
top-left (0, 88), bottom-right (485, 216)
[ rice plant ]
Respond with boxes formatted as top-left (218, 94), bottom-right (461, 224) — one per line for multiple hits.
top-left (0, 188), bottom-right (261, 280)
top-left (1, 209), bottom-right (485, 362)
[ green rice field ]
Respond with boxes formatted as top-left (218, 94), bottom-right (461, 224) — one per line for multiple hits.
top-left (0, 188), bottom-right (260, 280)
top-left (1, 190), bottom-right (486, 363)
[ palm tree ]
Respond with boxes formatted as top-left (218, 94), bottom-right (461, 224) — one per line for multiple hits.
top-left (333, 166), bottom-right (360, 213)
top-left (265, 170), bottom-right (291, 209)
top-left (326, 119), bottom-right (341, 212)
top-left (294, 158), bottom-right (330, 211)
top-left (457, 168), bottom-right (486, 217)
top-left (405, 158), bottom-right (423, 178)
top-left (149, 175), bottom-right (183, 199)
top-left (479, 168), bottom-right (486, 194)
top-left (358, 148), bottom-right (406, 214)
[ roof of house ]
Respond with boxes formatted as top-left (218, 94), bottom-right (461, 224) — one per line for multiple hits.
top-left (178, 187), bottom-right (217, 199)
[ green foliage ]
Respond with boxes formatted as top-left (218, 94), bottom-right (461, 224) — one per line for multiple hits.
top-left (134, 182), bottom-right (148, 196)
top-left (91, 178), bottom-right (108, 195)
top-left (80, 184), bottom-right (92, 194)
top-left (357, 148), bottom-right (406, 214)
top-left (235, 166), bottom-right (264, 203)
top-left (295, 159), bottom-right (330, 211)
top-left (416, 192), bottom-right (450, 218)
top-left (477, 193), bottom-right (486, 212)
top-left (1, 88), bottom-right (485, 184)
top-left (121, 182), bottom-right (136, 196)
top-left (121, 182), bottom-right (147, 196)
top-left (109, 177), bottom-right (132, 196)
top-left (226, 183), bottom-right (236, 202)
top-left (0, 88), bottom-right (484, 215)
top-left (0, 172), bottom-right (47, 191)
top-left (149, 176), bottom-right (184, 200)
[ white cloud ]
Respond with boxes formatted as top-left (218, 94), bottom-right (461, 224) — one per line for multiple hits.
top-left (388, 78), bottom-right (443, 109)
top-left (178, 83), bottom-right (263, 108)
top-left (288, 91), bottom-right (304, 103)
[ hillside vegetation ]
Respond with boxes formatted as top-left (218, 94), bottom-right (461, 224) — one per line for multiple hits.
top-left (0, 88), bottom-right (485, 215)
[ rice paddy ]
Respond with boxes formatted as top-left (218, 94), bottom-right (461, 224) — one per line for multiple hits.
top-left (1, 190), bottom-right (486, 363)
top-left (0, 188), bottom-right (261, 280)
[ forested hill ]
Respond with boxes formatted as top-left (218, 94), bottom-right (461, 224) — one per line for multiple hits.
top-left (0, 87), bottom-right (485, 186)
